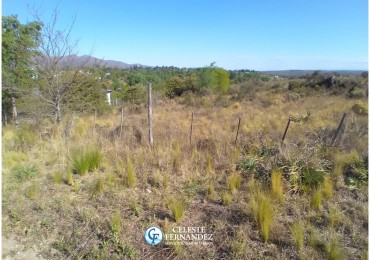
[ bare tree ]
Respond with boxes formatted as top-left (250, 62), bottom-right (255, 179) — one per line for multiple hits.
top-left (32, 8), bottom-right (91, 123)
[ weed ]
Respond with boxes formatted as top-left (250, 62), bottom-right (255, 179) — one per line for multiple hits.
top-left (221, 190), bottom-right (232, 206)
top-left (271, 169), bottom-right (284, 201)
top-left (301, 168), bottom-right (325, 191)
top-left (12, 163), bottom-right (37, 182)
top-left (290, 220), bottom-right (304, 250)
top-left (169, 198), bottom-right (185, 222)
top-left (227, 172), bottom-right (242, 194)
top-left (238, 157), bottom-right (258, 173)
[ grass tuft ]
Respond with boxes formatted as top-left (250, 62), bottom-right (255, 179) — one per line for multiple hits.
top-left (290, 220), bottom-right (304, 250)
top-left (169, 198), bottom-right (185, 222)
top-left (72, 147), bottom-right (102, 175)
top-left (221, 190), bottom-right (232, 205)
top-left (227, 172), bottom-right (242, 194)
top-left (92, 177), bottom-right (105, 196)
top-left (126, 157), bottom-right (137, 187)
top-left (310, 188), bottom-right (323, 210)
top-left (271, 169), bottom-right (284, 201)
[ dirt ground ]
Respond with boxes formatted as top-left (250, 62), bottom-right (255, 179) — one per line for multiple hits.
top-left (2, 236), bottom-right (45, 260)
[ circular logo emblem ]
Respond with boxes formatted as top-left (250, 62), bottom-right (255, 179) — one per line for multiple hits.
top-left (144, 226), bottom-right (163, 245)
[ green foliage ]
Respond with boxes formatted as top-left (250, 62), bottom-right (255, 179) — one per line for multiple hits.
top-left (12, 163), bottom-right (37, 182)
top-left (2, 16), bottom-right (42, 117)
top-left (169, 198), bottom-right (185, 222)
top-left (301, 168), bottom-right (326, 190)
top-left (72, 147), bottom-right (102, 175)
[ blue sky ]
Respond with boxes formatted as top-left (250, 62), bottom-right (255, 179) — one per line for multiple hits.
top-left (3, 0), bottom-right (368, 70)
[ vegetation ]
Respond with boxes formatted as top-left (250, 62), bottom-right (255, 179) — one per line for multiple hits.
top-left (1, 12), bottom-right (368, 260)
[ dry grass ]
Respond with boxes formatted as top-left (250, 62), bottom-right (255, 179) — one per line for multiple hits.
top-left (2, 89), bottom-right (367, 259)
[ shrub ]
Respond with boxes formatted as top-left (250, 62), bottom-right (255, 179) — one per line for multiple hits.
top-left (301, 168), bottom-right (325, 191)
top-left (271, 169), bottom-right (284, 202)
top-left (12, 163), bottom-right (37, 182)
top-left (290, 220), bottom-right (304, 250)
top-left (227, 173), bottom-right (242, 194)
top-left (352, 101), bottom-right (368, 116)
top-left (169, 198), bottom-right (185, 222)
top-left (221, 190), bottom-right (232, 206)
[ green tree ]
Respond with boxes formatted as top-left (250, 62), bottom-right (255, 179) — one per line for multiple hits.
top-left (2, 15), bottom-right (42, 126)
top-left (211, 68), bottom-right (230, 94)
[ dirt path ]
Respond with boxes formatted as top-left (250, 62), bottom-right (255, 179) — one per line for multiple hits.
top-left (2, 236), bottom-right (45, 260)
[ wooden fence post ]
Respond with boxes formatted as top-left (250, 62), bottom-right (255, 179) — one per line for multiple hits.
top-left (148, 83), bottom-right (154, 147)
top-left (189, 112), bottom-right (194, 147)
top-left (331, 112), bottom-right (347, 146)
top-left (281, 117), bottom-right (291, 143)
top-left (234, 116), bottom-right (242, 145)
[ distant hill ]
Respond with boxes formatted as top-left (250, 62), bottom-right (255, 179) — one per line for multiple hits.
top-left (261, 70), bottom-right (367, 78)
top-left (58, 55), bottom-right (148, 69)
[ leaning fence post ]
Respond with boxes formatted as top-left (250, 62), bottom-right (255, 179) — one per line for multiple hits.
top-left (189, 112), bottom-right (194, 147)
top-left (234, 116), bottom-right (242, 145)
top-left (282, 117), bottom-right (291, 143)
top-left (331, 112), bottom-right (347, 146)
top-left (148, 83), bottom-right (154, 147)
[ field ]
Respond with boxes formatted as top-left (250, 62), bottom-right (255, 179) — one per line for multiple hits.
top-left (2, 77), bottom-right (368, 259)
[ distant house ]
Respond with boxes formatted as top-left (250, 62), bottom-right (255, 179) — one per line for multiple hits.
top-left (106, 89), bottom-right (112, 105)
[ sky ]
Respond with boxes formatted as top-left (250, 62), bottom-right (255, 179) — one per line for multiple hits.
top-left (2, 0), bottom-right (368, 70)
